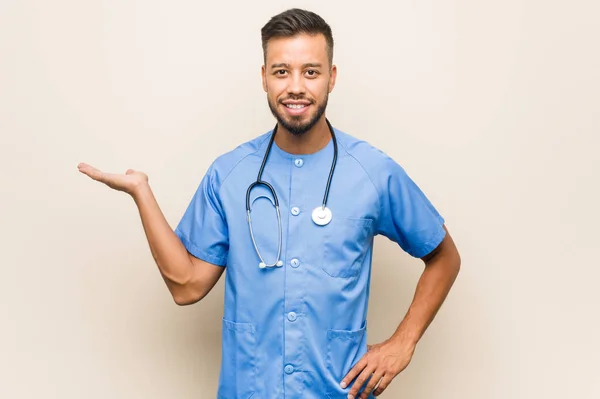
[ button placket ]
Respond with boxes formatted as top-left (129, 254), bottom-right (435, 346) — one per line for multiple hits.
top-left (283, 153), bottom-right (309, 394)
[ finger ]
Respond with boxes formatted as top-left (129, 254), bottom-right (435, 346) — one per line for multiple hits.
top-left (359, 371), bottom-right (384, 399)
top-left (372, 374), bottom-right (392, 397)
top-left (341, 356), bottom-right (368, 389)
top-left (347, 365), bottom-right (376, 399)
top-left (77, 163), bottom-right (106, 182)
top-left (78, 163), bottom-right (126, 190)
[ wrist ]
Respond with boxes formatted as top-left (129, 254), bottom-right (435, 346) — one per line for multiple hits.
top-left (389, 327), bottom-right (420, 352)
top-left (131, 181), bottom-right (151, 202)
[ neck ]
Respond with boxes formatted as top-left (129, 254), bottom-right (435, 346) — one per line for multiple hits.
top-left (273, 116), bottom-right (331, 155)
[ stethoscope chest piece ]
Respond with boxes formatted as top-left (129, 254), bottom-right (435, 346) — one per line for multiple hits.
top-left (312, 206), bottom-right (332, 226)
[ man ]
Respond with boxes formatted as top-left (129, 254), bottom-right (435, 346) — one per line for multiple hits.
top-left (78, 8), bottom-right (460, 399)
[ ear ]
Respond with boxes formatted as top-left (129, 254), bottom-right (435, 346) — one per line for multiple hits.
top-left (328, 64), bottom-right (337, 93)
top-left (261, 65), bottom-right (267, 92)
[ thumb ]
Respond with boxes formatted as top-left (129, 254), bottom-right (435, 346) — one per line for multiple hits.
top-left (125, 169), bottom-right (135, 175)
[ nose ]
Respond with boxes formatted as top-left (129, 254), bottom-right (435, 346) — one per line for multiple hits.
top-left (286, 72), bottom-right (305, 96)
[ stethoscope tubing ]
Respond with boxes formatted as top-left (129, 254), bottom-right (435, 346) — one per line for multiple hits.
top-left (246, 119), bottom-right (338, 268)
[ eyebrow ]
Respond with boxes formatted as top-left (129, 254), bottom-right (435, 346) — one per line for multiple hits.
top-left (270, 63), bottom-right (323, 69)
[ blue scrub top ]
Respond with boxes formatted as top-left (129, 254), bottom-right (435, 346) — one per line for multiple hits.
top-left (175, 127), bottom-right (446, 399)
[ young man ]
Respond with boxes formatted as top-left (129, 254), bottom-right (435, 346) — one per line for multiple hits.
top-left (78, 8), bottom-right (460, 399)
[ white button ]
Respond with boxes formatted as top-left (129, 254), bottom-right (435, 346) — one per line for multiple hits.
top-left (287, 312), bottom-right (297, 322)
top-left (291, 207), bottom-right (300, 216)
top-left (290, 258), bottom-right (300, 268)
top-left (284, 364), bottom-right (294, 374)
top-left (294, 159), bottom-right (304, 167)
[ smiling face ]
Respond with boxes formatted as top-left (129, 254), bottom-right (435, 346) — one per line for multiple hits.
top-left (262, 33), bottom-right (337, 136)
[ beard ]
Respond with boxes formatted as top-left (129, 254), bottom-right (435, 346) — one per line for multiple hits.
top-left (267, 93), bottom-right (328, 136)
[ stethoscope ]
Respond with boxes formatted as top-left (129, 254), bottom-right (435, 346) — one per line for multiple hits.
top-left (246, 118), bottom-right (338, 269)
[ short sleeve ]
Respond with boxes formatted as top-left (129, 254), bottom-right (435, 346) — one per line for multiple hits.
top-left (174, 163), bottom-right (229, 266)
top-left (375, 158), bottom-right (446, 258)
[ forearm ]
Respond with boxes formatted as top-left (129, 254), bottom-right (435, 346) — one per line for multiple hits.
top-left (132, 182), bottom-right (194, 287)
top-left (390, 249), bottom-right (460, 350)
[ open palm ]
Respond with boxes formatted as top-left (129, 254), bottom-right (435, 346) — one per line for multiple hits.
top-left (77, 162), bottom-right (148, 195)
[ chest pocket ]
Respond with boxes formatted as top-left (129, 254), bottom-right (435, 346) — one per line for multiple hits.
top-left (320, 217), bottom-right (374, 278)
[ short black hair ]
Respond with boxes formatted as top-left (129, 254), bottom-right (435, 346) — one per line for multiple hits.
top-left (261, 8), bottom-right (334, 67)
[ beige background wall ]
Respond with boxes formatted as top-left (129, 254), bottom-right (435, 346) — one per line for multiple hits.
top-left (1, 0), bottom-right (599, 398)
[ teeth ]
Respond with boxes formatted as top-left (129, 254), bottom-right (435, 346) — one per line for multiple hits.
top-left (286, 104), bottom-right (306, 109)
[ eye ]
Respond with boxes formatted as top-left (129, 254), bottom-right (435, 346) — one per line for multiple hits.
top-left (305, 70), bottom-right (318, 77)
top-left (275, 70), bottom-right (287, 76)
